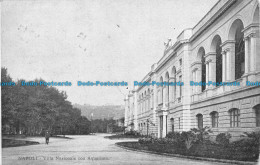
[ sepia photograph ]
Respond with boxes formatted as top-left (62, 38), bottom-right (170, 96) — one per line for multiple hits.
top-left (1, 0), bottom-right (260, 164)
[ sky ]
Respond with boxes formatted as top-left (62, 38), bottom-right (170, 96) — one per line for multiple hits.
top-left (2, 0), bottom-right (218, 106)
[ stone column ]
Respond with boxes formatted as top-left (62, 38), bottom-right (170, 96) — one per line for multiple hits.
top-left (191, 63), bottom-right (202, 94)
top-left (226, 49), bottom-right (231, 81)
top-left (222, 51), bottom-right (226, 82)
top-left (250, 33), bottom-right (257, 72)
top-left (162, 112), bottom-right (167, 137)
top-left (205, 53), bottom-right (216, 88)
top-left (225, 48), bottom-right (235, 81)
top-left (157, 116), bottom-right (161, 138)
top-left (206, 63), bottom-right (209, 88)
top-left (221, 41), bottom-right (236, 82)
top-left (244, 36), bottom-right (250, 74)
top-left (208, 60), bottom-right (216, 83)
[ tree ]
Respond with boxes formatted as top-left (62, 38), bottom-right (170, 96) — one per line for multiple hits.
top-left (1, 68), bottom-right (91, 135)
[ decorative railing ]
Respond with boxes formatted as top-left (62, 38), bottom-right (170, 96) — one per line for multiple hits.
top-left (192, 72), bottom-right (260, 103)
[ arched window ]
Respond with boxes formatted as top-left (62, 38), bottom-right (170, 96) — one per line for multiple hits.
top-left (196, 114), bottom-right (203, 129)
top-left (229, 19), bottom-right (245, 80)
top-left (211, 35), bottom-right (222, 85)
top-left (210, 111), bottom-right (219, 128)
top-left (229, 108), bottom-right (240, 127)
top-left (198, 47), bottom-right (206, 92)
top-left (235, 36), bottom-right (245, 79)
top-left (253, 104), bottom-right (260, 127)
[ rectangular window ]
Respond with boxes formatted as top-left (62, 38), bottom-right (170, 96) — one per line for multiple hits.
top-left (211, 112), bottom-right (218, 128)
top-left (230, 109), bottom-right (240, 127)
top-left (212, 117), bottom-right (216, 128)
top-left (171, 119), bottom-right (174, 132)
top-left (197, 114), bottom-right (203, 129)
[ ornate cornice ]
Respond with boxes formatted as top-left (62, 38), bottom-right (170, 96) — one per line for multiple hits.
top-left (190, 0), bottom-right (237, 42)
top-left (220, 40), bottom-right (236, 48)
top-left (242, 24), bottom-right (259, 39)
top-left (205, 52), bottom-right (216, 58)
top-left (190, 61), bottom-right (202, 68)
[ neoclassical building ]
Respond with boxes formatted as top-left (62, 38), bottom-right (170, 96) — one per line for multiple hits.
top-left (124, 0), bottom-right (260, 139)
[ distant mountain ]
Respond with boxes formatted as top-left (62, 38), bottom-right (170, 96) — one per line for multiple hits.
top-left (73, 104), bottom-right (125, 120)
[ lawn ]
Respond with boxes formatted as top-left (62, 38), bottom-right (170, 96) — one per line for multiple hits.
top-left (2, 139), bottom-right (39, 148)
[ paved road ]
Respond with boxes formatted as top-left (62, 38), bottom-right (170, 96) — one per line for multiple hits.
top-left (2, 134), bottom-right (232, 165)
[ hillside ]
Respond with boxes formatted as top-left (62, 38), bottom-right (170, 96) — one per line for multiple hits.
top-left (73, 104), bottom-right (125, 120)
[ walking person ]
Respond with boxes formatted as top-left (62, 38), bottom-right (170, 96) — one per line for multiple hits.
top-left (45, 130), bottom-right (50, 145)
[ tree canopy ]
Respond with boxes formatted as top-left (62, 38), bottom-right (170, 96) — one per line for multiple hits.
top-left (1, 67), bottom-right (90, 136)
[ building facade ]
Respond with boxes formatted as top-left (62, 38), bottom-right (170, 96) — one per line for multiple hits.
top-left (125, 0), bottom-right (260, 139)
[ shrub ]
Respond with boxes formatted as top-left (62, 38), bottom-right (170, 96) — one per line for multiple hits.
top-left (181, 131), bottom-right (197, 150)
top-left (216, 132), bottom-right (231, 147)
top-left (125, 130), bottom-right (140, 136)
top-left (166, 132), bottom-right (182, 142)
top-left (138, 137), bottom-right (152, 144)
top-left (191, 126), bottom-right (212, 143)
top-left (230, 138), bottom-right (259, 155)
top-left (157, 138), bottom-right (170, 144)
top-left (242, 132), bottom-right (260, 145)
